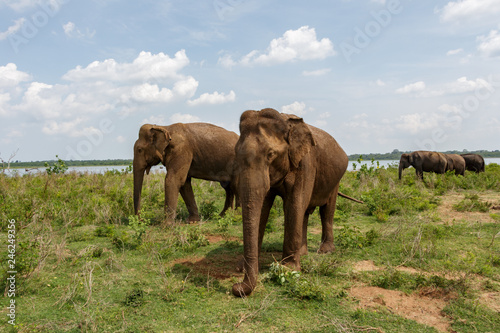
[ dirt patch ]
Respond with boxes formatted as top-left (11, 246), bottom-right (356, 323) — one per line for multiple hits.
top-left (205, 234), bottom-right (241, 244)
top-left (350, 286), bottom-right (450, 332)
top-left (350, 260), bottom-right (500, 331)
top-left (437, 191), bottom-right (500, 224)
top-left (171, 251), bottom-right (281, 280)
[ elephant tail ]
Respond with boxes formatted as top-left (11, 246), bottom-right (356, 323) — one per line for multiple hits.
top-left (338, 192), bottom-right (364, 204)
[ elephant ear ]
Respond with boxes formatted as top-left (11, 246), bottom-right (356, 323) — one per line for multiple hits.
top-left (285, 115), bottom-right (316, 169)
top-left (150, 126), bottom-right (171, 160)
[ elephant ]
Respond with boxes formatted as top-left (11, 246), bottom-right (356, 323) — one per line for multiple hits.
top-left (231, 108), bottom-right (355, 297)
top-left (444, 154), bottom-right (466, 176)
top-left (398, 151), bottom-right (447, 180)
top-left (133, 123), bottom-right (239, 223)
top-left (460, 153), bottom-right (485, 173)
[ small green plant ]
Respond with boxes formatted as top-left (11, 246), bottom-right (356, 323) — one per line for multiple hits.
top-left (266, 262), bottom-right (325, 300)
top-left (45, 155), bottom-right (68, 175)
top-left (124, 288), bottom-right (144, 307)
top-left (128, 213), bottom-right (150, 241)
top-left (199, 200), bottom-right (218, 220)
top-left (453, 194), bottom-right (491, 212)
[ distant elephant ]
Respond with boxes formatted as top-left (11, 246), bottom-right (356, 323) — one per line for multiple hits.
top-left (444, 154), bottom-right (466, 176)
top-left (231, 108), bottom-right (355, 297)
top-left (133, 123), bottom-right (239, 223)
top-left (398, 151), bottom-right (447, 180)
top-left (461, 153), bottom-right (485, 173)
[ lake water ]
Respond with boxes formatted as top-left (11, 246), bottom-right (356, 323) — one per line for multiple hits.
top-left (3, 158), bottom-right (500, 176)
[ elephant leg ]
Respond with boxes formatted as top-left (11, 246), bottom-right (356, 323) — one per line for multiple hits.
top-left (318, 187), bottom-right (338, 254)
top-left (300, 208), bottom-right (314, 256)
top-left (236, 192), bottom-right (276, 273)
top-left (282, 195), bottom-right (307, 270)
top-left (164, 157), bottom-right (191, 223)
top-left (179, 177), bottom-right (200, 223)
top-left (219, 181), bottom-right (234, 217)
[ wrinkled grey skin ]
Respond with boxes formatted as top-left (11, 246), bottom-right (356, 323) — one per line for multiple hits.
top-left (444, 154), bottom-right (466, 176)
top-left (461, 154), bottom-right (485, 173)
top-left (231, 108), bottom-right (349, 297)
top-left (398, 151), bottom-right (447, 180)
top-left (133, 123), bottom-right (238, 223)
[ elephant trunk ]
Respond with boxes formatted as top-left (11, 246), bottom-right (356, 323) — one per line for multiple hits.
top-left (133, 161), bottom-right (145, 215)
top-left (232, 170), bottom-right (268, 297)
top-left (398, 163), bottom-right (404, 180)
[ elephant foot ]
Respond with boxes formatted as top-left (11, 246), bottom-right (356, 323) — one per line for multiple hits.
top-left (281, 254), bottom-right (300, 271)
top-left (187, 215), bottom-right (201, 223)
top-left (318, 241), bottom-right (335, 254)
top-left (232, 281), bottom-right (254, 297)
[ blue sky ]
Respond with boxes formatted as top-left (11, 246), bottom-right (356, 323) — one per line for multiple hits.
top-left (1, 0), bottom-right (500, 162)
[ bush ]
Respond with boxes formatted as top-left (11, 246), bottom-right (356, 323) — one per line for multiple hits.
top-left (453, 194), bottom-right (491, 212)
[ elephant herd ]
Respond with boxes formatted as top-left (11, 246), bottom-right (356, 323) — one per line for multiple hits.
top-left (133, 108), bottom-right (485, 297)
top-left (398, 151), bottom-right (485, 180)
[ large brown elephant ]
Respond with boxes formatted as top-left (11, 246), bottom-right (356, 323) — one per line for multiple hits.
top-left (444, 154), bottom-right (466, 176)
top-left (133, 123), bottom-right (239, 223)
top-left (231, 108), bottom-right (350, 297)
top-left (461, 153), bottom-right (485, 173)
top-left (398, 151), bottom-right (447, 180)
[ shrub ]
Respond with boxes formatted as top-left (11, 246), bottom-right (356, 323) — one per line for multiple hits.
top-left (453, 194), bottom-right (491, 212)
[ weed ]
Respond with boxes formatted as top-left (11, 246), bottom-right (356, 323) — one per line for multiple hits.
top-left (124, 288), bottom-right (145, 307)
top-left (453, 194), bottom-right (492, 212)
top-left (44, 155), bottom-right (68, 175)
top-left (265, 262), bottom-right (325, 300)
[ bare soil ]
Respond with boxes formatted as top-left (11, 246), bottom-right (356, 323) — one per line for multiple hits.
top-left (436, 191), bottom-right (500, 224)
top-left (350, 260), bottom-right (500, 332)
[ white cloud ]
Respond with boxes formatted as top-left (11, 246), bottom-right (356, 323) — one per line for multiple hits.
top-left (446, 48), bottom-right (463, 56)
top-left (281, 101), bottom-right (313, 116)
top-left (375, 79), bottom-right (386, 87)
top-left (41, 118), bottom-right (86, 136)
top-left (63, 21), bottom-right (96, 39)
top-left (477, 30), bottom-right (500, 57)
top-left (173, 77), bottom-right (198, 98)
top-left (396, 113), bottom-right (440, 134)
top-left (395, 81), bottom-right (426, 94)
top-left (302, 68), bottom-right (331, 76)
top-left (130, 83), bottom-right (174, 103)
top-left (438, 0), bottom-right (500, 24)
top-left (220, 26), bottom-right (335, 67)
top-left (141, 115), bottom-right (167, 125)
top-left (170, 113), bottom-right (200, 123)
top-left (116, 135), bottom-right (126, 143)
top-left (0, 63), bottom-right (32, 88)
top-left (0, 18), bottom-right (26, 41)
top-left (2, 0), bottom-right (40, 11)
top-left (187, 90), bottom-right (236, 106)
top-left (0, 51), bottom-right (205, 138)
top-left (63, 50), bottom-right (190, 82)
top-left (444, 76), bottom-right (493, 94)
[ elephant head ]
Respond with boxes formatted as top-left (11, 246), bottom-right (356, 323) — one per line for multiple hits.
top-left (133, 124), bottom-right (171, 214)
top-left (398, 153), bottom-right (413, 180)
top-left (232, 108), bottom-right (315, 297)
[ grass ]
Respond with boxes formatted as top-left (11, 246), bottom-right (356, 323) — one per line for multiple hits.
top-left (0, 164), bottom-right (499, 332)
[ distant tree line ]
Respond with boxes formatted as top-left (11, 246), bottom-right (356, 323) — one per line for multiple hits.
top-left (348, 149), bottom-right (500, 161)
top-left (9, 159), bottom-right (132, 168)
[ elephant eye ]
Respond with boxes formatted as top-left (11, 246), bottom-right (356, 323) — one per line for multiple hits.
top-left (267, 150), bottom-right (277, 162)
